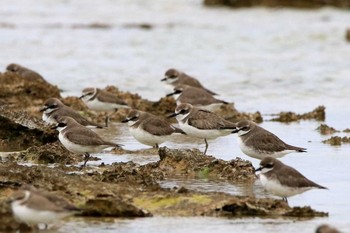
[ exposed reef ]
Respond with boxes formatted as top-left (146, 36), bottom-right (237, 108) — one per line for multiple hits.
top-left (203, 0), bottom-right (350, 8)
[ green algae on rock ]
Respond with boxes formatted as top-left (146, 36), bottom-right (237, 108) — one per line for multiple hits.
top-left (271, 106), bottom-right (325, 123)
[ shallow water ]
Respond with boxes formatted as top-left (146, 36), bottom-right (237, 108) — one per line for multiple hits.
top-left (1, 0), bottom-right (350, 232)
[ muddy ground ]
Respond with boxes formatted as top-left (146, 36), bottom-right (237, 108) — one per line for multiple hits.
top-left (0, 72), bottom-right (328, 231)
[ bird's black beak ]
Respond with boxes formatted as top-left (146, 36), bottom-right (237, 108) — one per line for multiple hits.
top-left (39, 106), bottom-right (48, 112)
top-left (79, 94), bottom-right (87, 99)
top-left (168, 112), bottom-right (179, 118)
top-left (161, 77), bottom-right (167, 82)
top-left (121, 118), bottom-right (129, 123)
top-left (255, 167), bottom-right (262, 172)
top-left (231, 128), bottom-right (240, 134)
top-left (166, 90), bottom-right (182, 97)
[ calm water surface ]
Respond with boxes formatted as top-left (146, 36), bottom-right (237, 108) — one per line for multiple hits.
top-left (1, 0), bottom-right (350, 232)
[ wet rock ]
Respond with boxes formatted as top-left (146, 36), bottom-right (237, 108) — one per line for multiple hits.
top-left (215, 103), bottom-right (263, 123)
top-left (208, 196), bottom-right (328, 217)
top-left (82, 196), bottom-right (151, 217)
top-left (271, 106), bottom-right (325, 123)
top-left (316, 224), bottom-right (340, 233)
top-left (156, 147), bottom-right (256, 181)
top-left (203, 0), bottom-right (350, 8)
top-left (0, 106), bottom-right (58, 151)
top-left (346, 28), bottom-right (350, 42)
top-left (322, 136), bottom-right (350, 146)
top-left (0, 72), bottom-right (60, 115)
top-left (14, 142), bottom-right (79, 164)
top-left (316, 124), bottom-right (339, 135)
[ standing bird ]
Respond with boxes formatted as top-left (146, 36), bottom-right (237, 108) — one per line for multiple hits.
top-left (79, 88), bottom-right (130, 127)
top-left (166, 85), bottom-right (229, 112)
top-left (255, 157), bottom-right (327, 203)
top-left (168, 103), bottom-right (236, 155)
top-left (6, 63), bottom-right (48, 83)
top-left (40, 98), bottom-right (104, 128)
top-left (53, 116), bottom-right (122, 167)
top-left (122, 109), bottom-right (185, 148)
top-left (161, 68), bottom-right (217, 95)
top-left (9, 185), bottom-right (79, 228)
top-left (232, 120), bottom-right (306, 160)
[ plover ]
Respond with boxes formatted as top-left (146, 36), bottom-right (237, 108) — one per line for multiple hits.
top-left (53, 116), bottom-right (122, 167)
top-left (40, 98), bottom-right (104, 128)
top-left (9, 185), bottom-right (79, 228)
top-left (255, 157), bottom-right (327, 203)
top-left (122, 109), bottom-right (185, 148)
top-left (6, 63), bottom-right (47, 83)
top-left (168, 103), bottom-right (236, 155)
top-left (232, 120), bottom-right (306, 160)
top-left (161, 68), bottom-right (217, 95)
top-left (79, 87), bottom-right (130, 127)
top-left (167, 85), bottom-right (228, 111)
top-left (316, 224), bottom-right (340, 233)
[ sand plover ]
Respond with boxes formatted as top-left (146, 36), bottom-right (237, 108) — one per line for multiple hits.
top-left (255, 157), bottom-right (327, 203)
top-left (315, 224), bottom-right (340, 233)
top-left (9, 185), bottom-right (79, 228)
top-left (6, 63), bottom-right (47, 83)
top-left (40, 98), bottom-right (103, 128)
top-left (232, 120), bottom-right (306, 160)
top-left (53, 116), bottom-right (122, 167)
top-left (80, 87), bottom-right (130, 127)
top-left (161, 68), bottom-right (217, 95)
top-left (168, 103), bottom-right (236, 155)
top-left (122, 109), bottom-right (185, 148)
top-left (167, 85), bottom-right (228, 111)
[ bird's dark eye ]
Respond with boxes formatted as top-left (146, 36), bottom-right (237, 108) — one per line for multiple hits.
top-left (58, 122), bottom-right (66, 127)
top-left (169, 75), bottom-right (177, 79)
top-left (265, 163), bottom-right (273, 169)
top-left (180, 109), bottom-right (188, 114)
top-left (241, 126), bottom-right (249, 131)
top-left (49, 104), bottom-right (57, 109)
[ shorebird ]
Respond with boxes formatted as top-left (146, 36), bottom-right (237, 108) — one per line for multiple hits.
top-left (79, 87), bottom-right (130, 126)
top-left (166, 85), bottom-right (228, 111)
top-left (9, 185), bottom-right (79, 228)
top-left (53, 116), bottom-right (122, 167)
top-left (40, 98), bottom-right (104, 128)
top-left (168, 103), bottom-right (236, 155)
top-left (6, 63), bottom-right (47, 83)
top-left (122, 109), bottom-right (185, 148)
top-left (255, 157), bottom-right (327, 203)
top-left (232, 120), bottom-right (306, 160)
top-left (161, 68), bottom-right (217, 95)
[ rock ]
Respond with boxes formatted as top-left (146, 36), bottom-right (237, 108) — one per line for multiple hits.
top-left (156, 147), bottom-right (256, 181)
top-left (316, 124), bottom-right (339, 135)
top-left (0, 106), bottom-right (58, 151)
top-left (203, 0), bottom-right (350, 8)
top-left (322, 136), bottom-right (350, 146)
top-left (14, 142), bottom-right (79, 164)
top-left (0, 72), bottom-right (60, 116)
top-left (207, 196), bottom-right (328, 217)
top-left (346, 28), bottom-right (350, 42)
top-left (271, 106), bottom-right (325, 122)
top-left (82, 197), bottom-right (151, 217)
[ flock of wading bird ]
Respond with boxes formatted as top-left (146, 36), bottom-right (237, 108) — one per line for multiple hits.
top-left (3, 63), bottom-right (334, 232)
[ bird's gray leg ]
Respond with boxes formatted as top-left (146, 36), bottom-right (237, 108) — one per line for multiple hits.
top-left (83, 153), bottom-right (90, 167)
top-left (204, 139), bottom-right (208, 155)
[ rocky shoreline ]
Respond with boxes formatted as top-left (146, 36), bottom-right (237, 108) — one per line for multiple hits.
top-left (0, 72), bottom-right (329, 231)
top-left (204, 0), bottom-right (350, 8)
